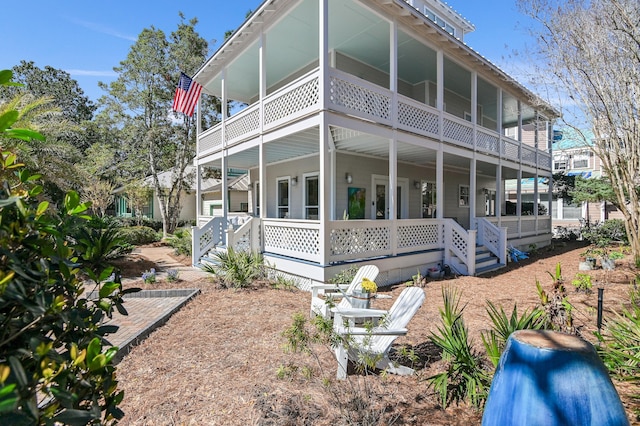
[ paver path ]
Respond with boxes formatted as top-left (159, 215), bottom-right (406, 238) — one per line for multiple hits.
top-left (106, 246), bottom-right (207, 361)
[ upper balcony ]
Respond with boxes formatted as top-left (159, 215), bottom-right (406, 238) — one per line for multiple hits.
top-left (197, 66), bottom-right (552, 171)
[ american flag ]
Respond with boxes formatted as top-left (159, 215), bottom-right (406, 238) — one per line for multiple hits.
top-left (172, 72), bottom-right (203, 117)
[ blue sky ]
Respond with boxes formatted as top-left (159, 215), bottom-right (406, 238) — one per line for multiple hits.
top-left (3, 0), bottom-right (537, 103)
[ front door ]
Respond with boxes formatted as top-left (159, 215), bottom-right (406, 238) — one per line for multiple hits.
top-left (372, 176), bottom-right (408, 219)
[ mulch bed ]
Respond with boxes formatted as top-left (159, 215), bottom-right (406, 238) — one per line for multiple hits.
top-left (112, 241), bottom-right (640, 425)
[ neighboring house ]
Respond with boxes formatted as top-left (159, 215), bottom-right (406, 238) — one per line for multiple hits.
top-left (190, 0), bottom-right (558, 284)
top-left (550, 130), bottom-right (624, 227)
top-left (114, 166), bottom-right (249, 224)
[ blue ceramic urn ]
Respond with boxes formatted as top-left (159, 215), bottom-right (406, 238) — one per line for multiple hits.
top-left (482, 330), bottom-right (629, 426)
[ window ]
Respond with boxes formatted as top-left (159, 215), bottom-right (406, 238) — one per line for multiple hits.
top-left (572, 152), bottom-right (589, 169)
top-left (277, 177), bottom-right (290, 218)
top-left (459, 185), bottom-right (470, 207)
top-left (554, 161), bottom-right (567, 171)
top-left (423, 6), bottom-right (456, 37)
top-left (304, 174), bottom-right (319, 220)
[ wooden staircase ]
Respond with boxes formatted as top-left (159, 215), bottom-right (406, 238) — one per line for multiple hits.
top-left (473, 244), bottom-right (505, 276)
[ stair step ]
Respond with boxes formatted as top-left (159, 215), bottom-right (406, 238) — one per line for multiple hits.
top-left (476, 257), bottom-right (499, 269)
top-left (475, 263), bottom-right (506, 276)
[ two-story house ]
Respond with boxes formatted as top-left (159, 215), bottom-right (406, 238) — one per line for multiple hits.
top-left (189, 0), bottom-right (558, 286)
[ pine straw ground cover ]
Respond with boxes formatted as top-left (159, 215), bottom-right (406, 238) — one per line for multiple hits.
top-left (113, 241), bottom-right (639, 425)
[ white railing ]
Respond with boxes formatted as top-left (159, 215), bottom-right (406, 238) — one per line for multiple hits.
top-left (444, 219), bottom-right (476, 275)
top-left (196, 66), bottom-right (553, 170)
top-left (191, 217), bottom-right (226, 267)
top-left (192, 216), bottom-right (533, 275)
top-left (262, 219), bottom-right (322, 263)
top-left (476, 218), bottom-right (507, 265)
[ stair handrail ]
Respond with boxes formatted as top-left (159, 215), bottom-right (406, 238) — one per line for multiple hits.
top-left (191, 216), bottom-right (225, 267)
top-left (443, 219), bottom-right (476, 275)
top-left (476, 218), bottom-right (507, 265)
top-left (226, 217), bottom-right (260, 252)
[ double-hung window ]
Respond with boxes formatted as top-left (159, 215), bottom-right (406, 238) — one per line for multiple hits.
top-left (277, 177), bottom-right (290, 218)
top-left (304, 173), bottom-right (319, 220)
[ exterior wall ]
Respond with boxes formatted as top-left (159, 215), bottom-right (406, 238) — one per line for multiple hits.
top-left (151, 191), bottom-right (196, 223)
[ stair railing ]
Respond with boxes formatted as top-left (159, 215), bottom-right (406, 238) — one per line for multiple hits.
top-left (476, 218), bottom-right (507, 265)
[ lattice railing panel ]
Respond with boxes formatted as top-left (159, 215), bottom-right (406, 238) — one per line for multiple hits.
top-left (264, 77), bottom-right (319, 125)
top-left (522, 146), bottom-right (537, 165)
top-left (443, 117), bottom-right (473, 146)
top-left (330, 226), bottom-right (390, 256)
top-left (225, 108), bottom-right (259, 142)
top-left (329, 77), bottom-right (390, 121)
top-left (477, 130), bottom-right (499, 155)
top-left (397, 223), bottom-right (440, 249)
top-left (503, 139), bottom-right (520, 161)
top-left (503, 220), bottom-right (519, 236)
top-left (263, 225), bottom-right (320, 255)
top-left (451, 226), bottom-right (469, 258)
top-left (538, 152), bottom-right (552, 170)
top-left (231, 228), bottom-right (252, 252)
top-left (199, 128), bottom-right (222, 154)
top-left (539, 217), bottom-right (552, 232)
top-left (398, 101), bottom-right (439, 135)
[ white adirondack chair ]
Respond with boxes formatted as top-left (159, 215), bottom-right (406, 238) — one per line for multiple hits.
top-left (309, 265), bottom-right (379, 318)
top-left (333, 286), bottom-right (425, 379)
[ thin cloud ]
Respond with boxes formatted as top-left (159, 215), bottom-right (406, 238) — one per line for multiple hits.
top-left (67, 17), bottom-right (136, 41)
top-left (66, 69), bottom-right (118, 77)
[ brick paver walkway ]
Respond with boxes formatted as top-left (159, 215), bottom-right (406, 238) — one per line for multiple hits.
top-left (106, 246), bottom-right (208, 362)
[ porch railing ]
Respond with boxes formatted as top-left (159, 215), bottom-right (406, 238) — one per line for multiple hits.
top-left (476, 218), bottom-right (507, 265)
top-left (444, 220), bottom-right (476, 276)
top-left (196, 67), bottom-right (552, 171)
top-left (191, 217), bottom-right (225, 267)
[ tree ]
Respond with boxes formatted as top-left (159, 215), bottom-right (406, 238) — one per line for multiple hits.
top-left (100, 14), bottom-right (215, 237)
top-left (0, 70), bottom-right (127, 425)
top-left (82, 179), bottom-right (116, 217)
top-left (519, 0), bottom-right (640, 264)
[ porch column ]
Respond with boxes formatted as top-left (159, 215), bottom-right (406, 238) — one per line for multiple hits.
top-left (319, 0), bottom-right (330, 265)
top-left (437, 50), bottom-right (444, 140)
top-left (516, 169), bottom-right (522, 237)
top-left (534, 172), bottom-right (539, 233)
top-left (496, 165), bottom-right (502, 227)
top-left (221, 68), bottom-right (228, 227)
top-left (436, 148), bottom-right (444, 219)
top-left (196, 165), bottom-right (202, 219)
top-left (390, 20), bottom-right (398, 124)
top-left (470, 157), bottom-right (476, 229)
top-left (259, 29), bottom-right (266, 221)
top-left (471, 72), bottom-right (477, 150)
top-left (390, 134), bottom-right (398, 256)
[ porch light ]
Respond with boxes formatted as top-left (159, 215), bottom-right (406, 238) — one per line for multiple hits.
top-left (345, 173), bottom-right (353, 184)
top-left (414, 180), bottom-right (421, 189)
top-left (292, 176), bottom-right (298, 186)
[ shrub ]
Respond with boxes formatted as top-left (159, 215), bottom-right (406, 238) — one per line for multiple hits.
top-left (596, 285), bottom-right (640, 418)
top-left (118, 226), bottom-right (161, 245)
top-left (427, 286), bottom-right (490, 408)
top-left (73, 216), bottom-right (133, 274)
top-left (571, 272), bottom-right (593, 294)
top-left (328, 265), bottom-right (360, 285)
top-left (481, 301), bottom-right (546, 367)
top-left (0, 150), bottom-right (130, 424)
top-left (582, 219), bottom-right (628, 247)
top-left (166, 228), bottom-right (192, 256)
top-left (203, 247), bottom-right (266, 288)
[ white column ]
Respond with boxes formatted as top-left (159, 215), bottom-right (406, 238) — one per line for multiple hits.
top-left (471, 72), bottom-right (477, 150)
top-left (436, 148), bottom-right (444, 219)
top-left (516, 169), bottom-right (522, 237)
top-left (390, 134), bottom-right (398, 255)
top-left (437, 50), bottom-right (444, 140)
top-left (196, 165), bottom-right (202, 219)
top-left (496, 165), bottom-right (502, 227)
top-left (259, 29), bottom-right (266, 220)
top-left (390, 20), bottom-right (398, 124)
top-left (319, 0), bottom-right (330, 265)
top-left (221, 68), bottom-right (228, 227)
top-left (470, 157), bottom-right (476, 228)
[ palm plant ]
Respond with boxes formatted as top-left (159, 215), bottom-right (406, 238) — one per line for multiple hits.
top-left (428, 286), bottom-right (490, 408)
top-left (481, 301), bottom-right (546, 367)
top-left (203, 247), bottom-right (266, 288)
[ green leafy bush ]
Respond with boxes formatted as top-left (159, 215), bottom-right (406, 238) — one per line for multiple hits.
top-left (582, 219), bottom-right (628, 246)
top-left (166, 228), bottom-right (192, 256)
top-left (0, 150), bottom-right (131, 424)
top-left (118, 226), bottom-right (160, 245)
top-left (73, 216), bottom-right (133, 274)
